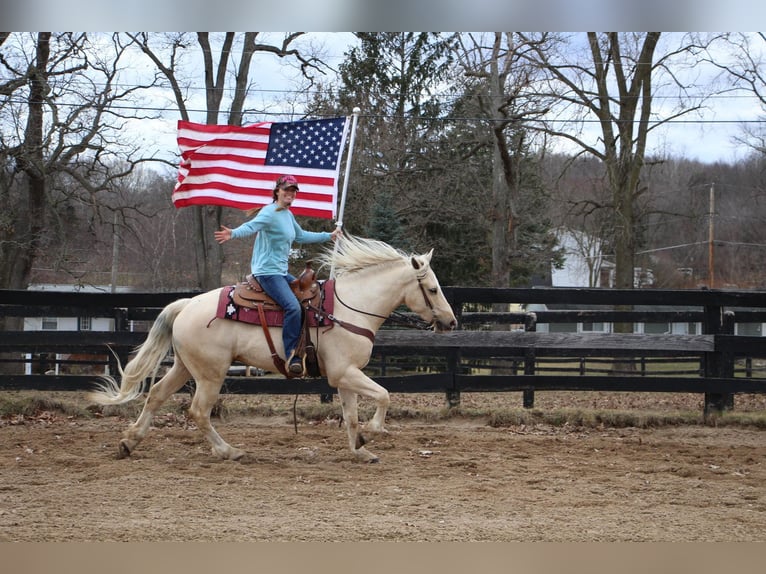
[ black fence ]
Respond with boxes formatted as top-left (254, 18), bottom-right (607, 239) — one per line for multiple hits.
top-left (2, 286), bottom-right (766, 414)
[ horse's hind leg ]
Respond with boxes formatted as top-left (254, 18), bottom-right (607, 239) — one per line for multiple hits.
top-left (119, 361), bottom-right (190, 458)
top-left (187, 378), bottom-right (245, 461)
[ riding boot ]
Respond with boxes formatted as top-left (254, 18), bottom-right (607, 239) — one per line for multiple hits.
top-left (287, 350), bottom-right (304, 376)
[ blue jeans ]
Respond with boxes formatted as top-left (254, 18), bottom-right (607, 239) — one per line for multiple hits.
top-left (256, 274), bottom-right (301, 359)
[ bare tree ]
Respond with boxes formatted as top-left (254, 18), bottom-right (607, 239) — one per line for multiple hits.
top-left (455, 33), bottom-right (554, 288)
top-left (0, 32), bottom-right (163, 291)
top-left (129, 32), bottom-right (327, 290)
top-left (518, 32), bottom-right (721, 290)
top-left (705, 32), bottom-right (766, 156)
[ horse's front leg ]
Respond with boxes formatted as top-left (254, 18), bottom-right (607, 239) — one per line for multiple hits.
top-left (187, 374), bottom-right (245, 461)
top-left (335, 371), bottom-right (390, 463)
top-left (337, 387), bottom-right (378, 463)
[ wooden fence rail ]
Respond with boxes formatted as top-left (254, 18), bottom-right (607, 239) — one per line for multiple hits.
top-left (2, 286), bottom-right (766, 415)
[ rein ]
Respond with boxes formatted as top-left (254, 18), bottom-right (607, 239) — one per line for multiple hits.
top-left (331, 271), bottom-right (435, 332)
top-left (305, 284), bottom-right (376, 343)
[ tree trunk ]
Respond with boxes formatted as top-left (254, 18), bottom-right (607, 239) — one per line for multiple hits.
top-left (0, 33), bottom-right (49, 372)
top-left (491, 145), bottom-right (512, 289)
top-left (1, 33), bottom-right (50, 291)
top-left (192, 205), bottom-right (224, 290)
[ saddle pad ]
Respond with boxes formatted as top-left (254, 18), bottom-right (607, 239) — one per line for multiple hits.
top-left (216, 280), bottom-right (336, 328)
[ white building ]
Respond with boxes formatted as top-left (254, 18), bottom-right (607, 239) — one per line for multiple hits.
top-left (551, 228), bottom-right (611, 288)
top-left (23, 283), bottom-right (134, 375)
top-left (534, 229), bottom-right (699, 335)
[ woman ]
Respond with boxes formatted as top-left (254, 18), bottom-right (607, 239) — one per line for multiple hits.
top-left (214, 174), bottom-right (341, 374)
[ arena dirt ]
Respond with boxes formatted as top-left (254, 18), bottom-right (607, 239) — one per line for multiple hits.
top-left (1, 391), bottom-right (765, 542)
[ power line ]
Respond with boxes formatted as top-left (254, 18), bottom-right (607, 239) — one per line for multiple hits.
top-left (716, 240), bottom-right (766, 248)
top-left (10, 75), bottom-right (766, 103)
top-left (637, 241), bottom-right (707, 254)
top-left (3, 95), bottom-right (766, 126)
top-left (637, 240), bottom-right (766, 255)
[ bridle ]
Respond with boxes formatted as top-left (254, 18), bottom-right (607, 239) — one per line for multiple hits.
top-left (415, 269), bottom-right (435, 312)
top-left (332, 269), bottom-right (436, 331)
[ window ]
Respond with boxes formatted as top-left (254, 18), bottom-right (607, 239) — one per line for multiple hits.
top-left (78, 317), bottom-right (92, 331)
top-left (41, 317), bottom-right (58, 330)
top-left (581, 322), bottom-right (608, 333)
top-left (688, 322), bottom-right (700, 335)
top-left (670, 322), bottom-right (699, 335)
top-left (644, 322), bottom-right (670, 335)
top-left (736, 322), bottom-right (762, 336)
top-left (550, 322), bottom-right (578, 333)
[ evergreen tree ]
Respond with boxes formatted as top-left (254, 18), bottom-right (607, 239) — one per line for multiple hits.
top-left (364, 190), bottom-right (410, 251)
top-left (309, 34), bottom-right (458, 240)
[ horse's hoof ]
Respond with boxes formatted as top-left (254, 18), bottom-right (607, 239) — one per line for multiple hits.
top-left (368, 457), bottom-right (380, 464)
top-left (117, 440), bottom-right (131, 459)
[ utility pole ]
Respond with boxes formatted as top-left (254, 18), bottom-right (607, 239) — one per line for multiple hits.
top-left (708, 182), bottom-right (715, 289)
top-left (110, 211), bottom-right (120, 293)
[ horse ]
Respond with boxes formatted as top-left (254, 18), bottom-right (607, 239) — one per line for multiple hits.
top-left (87, 234), bottom-right (458, 463)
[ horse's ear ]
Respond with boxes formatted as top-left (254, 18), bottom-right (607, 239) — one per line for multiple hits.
top-left (411, 249), bottom-right (434, 270)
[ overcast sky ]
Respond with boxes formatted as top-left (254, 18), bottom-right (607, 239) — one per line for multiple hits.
top-left (126, 31), bottom-right (763, 171)
top-left (7, 1), bottom-right (766, 34)
top-left (3, 27), bottom-right (763, 167)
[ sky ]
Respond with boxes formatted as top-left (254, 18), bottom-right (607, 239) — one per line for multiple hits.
top-left (121, 32), bottom-right (360, 171)
top-left (4, 2), bottom-right (766, 167)
top-left (5, 0), bottom-right (766, 34)
top-left (122, 31), bottom-right (765, 170)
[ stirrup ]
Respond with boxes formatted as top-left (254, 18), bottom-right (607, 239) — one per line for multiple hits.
top-left (287, 352), bottom-right (304, 375)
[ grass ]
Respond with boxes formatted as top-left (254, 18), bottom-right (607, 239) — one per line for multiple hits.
top-left (0, 393), bottom-right (92, 419)
top-left (2, 389), bottom-right (766, 430)
top-left (296, 401), bottom-right (766, 429)
top-left (484, 407), bottom-right (703, 429)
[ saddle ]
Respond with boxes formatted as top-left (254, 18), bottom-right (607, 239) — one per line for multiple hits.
top-left (230, 263), bottom-right (322, 379)
top-left (231, 263), bottom-right (320, 310)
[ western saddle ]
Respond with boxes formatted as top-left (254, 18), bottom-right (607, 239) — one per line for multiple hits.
top-left (230, 262), bottom-right (321, 378)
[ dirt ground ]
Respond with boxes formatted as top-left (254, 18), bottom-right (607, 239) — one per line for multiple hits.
top-left (1, 391), bottom-right (765, 542)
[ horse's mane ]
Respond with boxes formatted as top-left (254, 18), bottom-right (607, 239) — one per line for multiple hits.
top-left (316, 234), bottom-right (410, 276)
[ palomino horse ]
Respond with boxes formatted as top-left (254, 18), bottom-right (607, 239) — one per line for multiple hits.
top-left (88, 235), bottom-right (457, 463)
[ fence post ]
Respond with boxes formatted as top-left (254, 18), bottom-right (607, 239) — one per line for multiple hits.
top-left (445, 291), bottom-right (462, 408)
top-left (523, 312), bottom-right (537, 408)
top-left (37, 352), bottom-right (52, 375)
top-left (704, 306), bottom-right (735, 415)
top-left (446, 347), bottom-right (461, 408)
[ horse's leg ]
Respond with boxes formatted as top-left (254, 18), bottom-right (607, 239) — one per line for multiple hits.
top-left (187, 377), bottom-right (245, 461)
top-left (349, 371), bottom-right (390, 433)
top-left (119, 361), bottom-right (190, 458)
top-left (337, 387), bottom-right (376, 463)
top-left (336, 370), bottom-right (391, 463)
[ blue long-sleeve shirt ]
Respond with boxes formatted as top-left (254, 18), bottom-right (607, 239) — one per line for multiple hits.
top-left (229, 203), bottom-right (331, 276)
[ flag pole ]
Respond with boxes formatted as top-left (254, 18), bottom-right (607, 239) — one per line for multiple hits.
top-left (330, 107), bottom-right (361, 279)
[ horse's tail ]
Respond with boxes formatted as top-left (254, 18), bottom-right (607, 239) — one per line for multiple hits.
top-left (87, 298), bottom-right (193, 406)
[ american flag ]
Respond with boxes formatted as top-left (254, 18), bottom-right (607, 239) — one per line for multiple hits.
top-left (173, 116), bottom-right (350, 219)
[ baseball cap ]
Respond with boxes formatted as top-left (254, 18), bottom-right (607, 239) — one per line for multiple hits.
top-left (277, 175), bottom-right (299, 190)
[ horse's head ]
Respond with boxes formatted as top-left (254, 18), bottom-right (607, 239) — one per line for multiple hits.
top-left (406, 249), bottom-right (458, 332)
